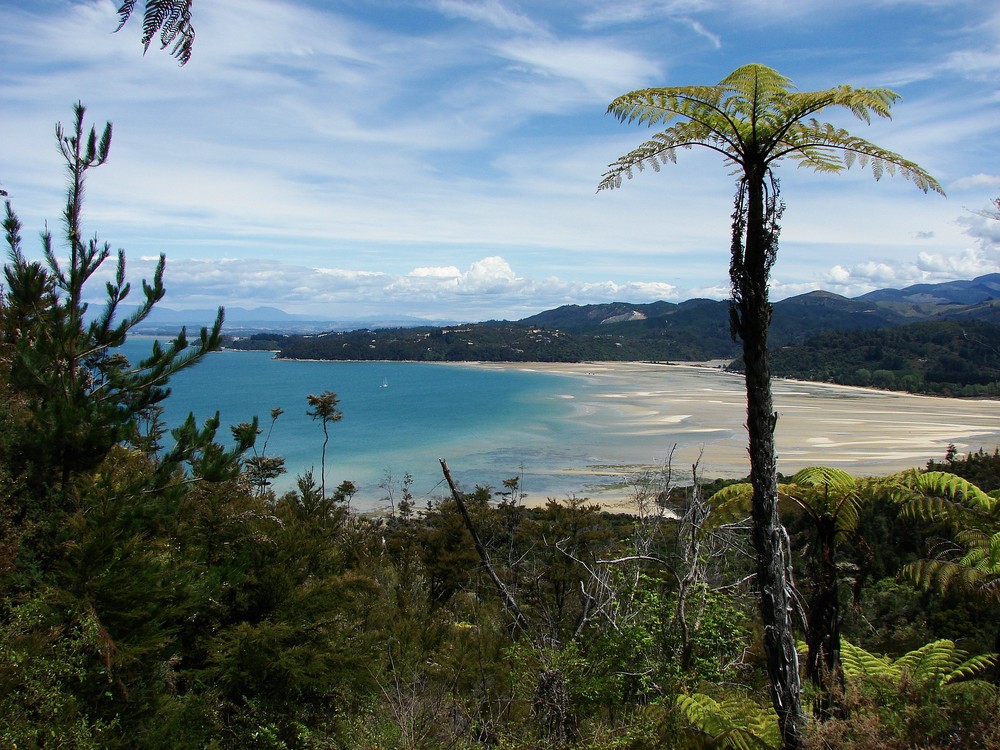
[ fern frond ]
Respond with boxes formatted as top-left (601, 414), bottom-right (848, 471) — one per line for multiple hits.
top-left (599, 121), bottom-right (736, 191)
top-left (896, 639), bottom-right (996, 688)
top-left (914, 472), bottom-right (996, 512)
top-left (945, 652), bottom-right (997, 684)
top-left (602, 62), bottom-right (941, 202)
top-left (901, 558), bottom-right (1000, 601)
top-left (116, 0), bottom-right (195, 64)
top-left (608, 86), bottom-right (727, 128)
top-left (842, 638), bottom-right (997, 691)
top-left (774, 121), bottom-right (944, 194)
top-left (677, 691), bottom-right (780, 750)
top-left (115, 0), bottom-right (138, 31)
top-left (704, 482), bottom-right (754, 531)
top-left (841, 639), bottom-right (897, 681)
top-left (787, 466), bottom-right (852, 490)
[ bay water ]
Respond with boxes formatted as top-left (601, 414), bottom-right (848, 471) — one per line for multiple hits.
top-left (117, 339), bottom-right (1000, 512)
top-left (121, 339), bottom-right (614, 510)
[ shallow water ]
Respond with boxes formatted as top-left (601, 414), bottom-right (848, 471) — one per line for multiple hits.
top-left (118, 340), bottom-right (1000, 511)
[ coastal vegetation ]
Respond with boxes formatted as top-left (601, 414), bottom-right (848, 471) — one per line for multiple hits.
top-left (763, 320), bottom-right (1000, 397)
top-left (228, 315), bottom-right (1000, 400)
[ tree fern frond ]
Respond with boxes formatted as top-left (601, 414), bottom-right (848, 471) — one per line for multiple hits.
top-left (902, 558), bottom-right (987, 596)
top-left (788, 466), bottom-right (856, 493)
top-left (598, 122), bottom-right (735, 191)
top-left (842, 638), bottom-right (996, 690)
top-left (116, 0), bottom-right (195, 64)
top-left (677, 692), bottom-right (780, 750)
top-left (705, 482), bottom-right (754, 531)
top-left (115, 1), bottom-right (138, 31)
top-left (914, 472), bottom-right (996, 512)
top-left (608, 86), bottom-right (722, 126)
top-left (895, 639), bottom-right (996, 688)
top-left (841, 639), bottom-right (897, 681)
top-left (945, 653), bottom-right (997, 685)
top-left (773, 122), bottom-right (944, 194)
top-left (898, 494), bottom-right (957, 524)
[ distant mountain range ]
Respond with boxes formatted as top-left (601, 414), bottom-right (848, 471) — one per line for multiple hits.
top-left (859, 273), bottom-right (1000, 306)
top-left (136, 272), bottom-right (1000, 337)
top-left (128, 306), bottom-right (453, 334)
top-left (227, 273), bottom-right (1000, 378)
top-left (519, 273), bottom-right (1000, 335)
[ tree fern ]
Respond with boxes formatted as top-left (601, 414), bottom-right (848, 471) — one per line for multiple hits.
top-left (892, 471), bottom-right (1000, 603)
top-left (115, 0), bottom-right (195, 64)
top-left (600, 63), bottom-right (943, 195)
top-left (676, 691), bottom-right (780, 750)
top-left (841, 638), bottom-right (997, 693)
top-left (603, 63), bottom-right (941, 750)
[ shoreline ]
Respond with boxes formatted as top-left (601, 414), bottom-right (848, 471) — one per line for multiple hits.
top-left (263, 354), bottom-right (995, 401)
top-left (211, 353), bottom-right (1000, 509)
top-left (456, 359), bottom-right (1000, 506)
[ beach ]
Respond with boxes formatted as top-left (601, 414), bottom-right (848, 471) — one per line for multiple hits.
top-left (143, 341), bottom-right (1000, 510)
top-left (465, 361), bottom-right (1000, 507)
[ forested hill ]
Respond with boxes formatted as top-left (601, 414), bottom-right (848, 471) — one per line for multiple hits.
top-left (229, 278), bottom-right (1000, 390)
top-left (763, 319), bottom-right (1000, 397)
top-left (233, 292), bottom-right (914, 362)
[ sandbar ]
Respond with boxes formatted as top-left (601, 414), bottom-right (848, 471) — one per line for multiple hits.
top-left (461, 360), bottom-right (1000, 507)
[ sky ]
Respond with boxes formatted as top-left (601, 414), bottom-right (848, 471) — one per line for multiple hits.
top-left (1, 0), bottom-right (999, 322)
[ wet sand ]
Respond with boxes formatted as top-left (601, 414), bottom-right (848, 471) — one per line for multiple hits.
top-left (465, 361), bottom-right (1000, 507)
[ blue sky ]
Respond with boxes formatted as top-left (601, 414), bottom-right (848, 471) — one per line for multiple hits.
top-left (1, 0), bottom-right (998, 321)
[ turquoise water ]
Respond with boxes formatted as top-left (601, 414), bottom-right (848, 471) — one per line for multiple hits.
top-left (120, 339), bottom-right (600, 508)
top-left (113, 339), bottom-right (1000, 510)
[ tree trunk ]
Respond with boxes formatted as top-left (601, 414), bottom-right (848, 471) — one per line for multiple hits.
top-left (733, 172), bottom-right (805, 749)
top-left (806, 517), bottom-right (845, 718)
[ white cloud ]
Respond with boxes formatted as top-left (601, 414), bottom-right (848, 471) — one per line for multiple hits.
top-left (78, 255), bottom-right (680, 319)
top-left (408, 265), bottom-right (463, 278)
top-left (959, 213), bottom-right (1000, 246)
top-left (686, 19), bottom-right (722, 49)
top-left (812, 245), bottom-right (1000, 297)
top-left (950, 173), bottom-right (1000, 191)
top-left (495, 38), bottom-right (660, 99)
top-left (432, 0), bottom-right (540, 34)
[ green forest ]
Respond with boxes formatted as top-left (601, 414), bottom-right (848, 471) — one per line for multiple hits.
top-left (764, 321), bottom-right (1000, 397)
top-left (231, 317), bottom-right (1000, 399)
top-left (2, 106), bottom-right (1000, 750)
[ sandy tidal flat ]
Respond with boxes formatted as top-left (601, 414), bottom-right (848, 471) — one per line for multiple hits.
top-left (470, 361), bottom-right (1000, 487)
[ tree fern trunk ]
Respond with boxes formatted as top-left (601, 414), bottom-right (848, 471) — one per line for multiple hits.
top-left (806, 517), bottom-right (846, 719)
top-left (734, 172), bottom-right (805, 749)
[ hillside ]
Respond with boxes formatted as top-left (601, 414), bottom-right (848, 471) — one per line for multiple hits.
top-left (228, 274), bottom-right (1000, 397)
top-left (764, 319), bottom-right (1000, 397)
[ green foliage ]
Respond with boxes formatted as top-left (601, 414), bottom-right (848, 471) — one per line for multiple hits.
top-left (927, 446), bottom-right (1000, 492)
top-left (676, 689), bottom-right (779, 750)
top-left (0, 595), bottom-right (118, 749)
top-left (766, 320), bottom-right (1000, 396)
top-left (1, 103), bottom-right (222, 507)
top-left (825, 639), bottom-right (1000, 748)
top-left (841, 638), bottom-right (996, 689)
top-left (892, 471), bottom-right (1000, 606)
top-left (599, 63), bottom-right (942, 195)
